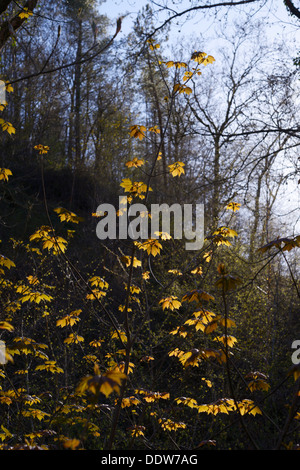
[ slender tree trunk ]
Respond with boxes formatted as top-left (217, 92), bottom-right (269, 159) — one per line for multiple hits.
top-left (249, 172), bottom-right (263, 260)
top-left (67, 83), bottom-right (75, 168)
top-left (212, 134), bottom-right (221, 229)
top-left (74, 18), bottom-right (82, 170)
top-left (146, 53), bottom-right (168, 189)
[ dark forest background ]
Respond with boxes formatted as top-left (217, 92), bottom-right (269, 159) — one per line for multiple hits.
top-left (0, 0), bottom-right (299, 451)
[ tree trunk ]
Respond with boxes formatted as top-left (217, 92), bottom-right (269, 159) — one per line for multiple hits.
top-left (74, 18), bottom-right (82, 170)
top-left (0, 0), bottom-right (38, 52)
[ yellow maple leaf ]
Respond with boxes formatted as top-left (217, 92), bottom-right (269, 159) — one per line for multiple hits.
top-left (165, 61), bottom-right (187, 69)
top-left (35, 360), bottom-right (64, 374)
top-left (184, 317), bottom-right (206, 332)
top-left (168, 348), bottom-right (184, 358)
top-left (120, 178), bottom-right (150, 198)
top-left (0, 426), bottom-right (12, 442)
top-left (182, 289), bottom-right (214, 303)
top-left (89, 339), bottom-right (103, 348)
top-left (54, 207), bottom-right (83, 224)
top-left (111, 329), bottom-right (127, 343)
top-left (27, 275), bottom-right (39, 285)
top-left (64, 333), bottom-right (84, 344)
top-left (86, 289), bottom-right (107, 300)
top-left (5, 82), bottom-right (13, 93)
top-left (203, 250), bottom-right (212, 263)
top-left (173, 84), bottom-right (192, 95)
top-left (159, 296), bottom-right (181, 311)
top-left (129, 125), bottom-right (147, 140)
top-left (0, 321), bottom-right (14, 331)
top-left (56, 310), bottom-right (81, 328)
top-left (147, 39), bottom-right (160, 50)
top-left (19, 7), bottom-right (33, 19)
top-left (0, 119), bottom-right (15, 135)
top-left (237, 399), bottom-right (262, 416)
top-left (204, 319), bottom-right (219, 334)
top-left (76, 364), bottom-right (126, 398)
top-left (138, 238), bottom-right (162, 256)
top-left (0, 254), bottom-right (15, 269)
top-left (168, 161), bottom-right (185, 177)
top-left (34, 144), bottom-right (50, 154)
top-left (175, 397), bottom-right (198, 408)
top-left (0, 168), bottom-right (12, 181)
top-left (191, 51), bottom-right (215, 66)
top-left (142, 391), bottom-right (170, 402)
top-left (179, 349), bottom-right (201, 368)
top-left (169, 326), bottom-right (188, 337)
top-left (226, 201), bottom-right (241, 212)
top-left (63, 439), bottom-right (81, 450)
top-left (125, 157), bottom-right (145, 168)
top-left (245, 371), bottom-right (270, 392)
top-left (128, 425), bottom-right (145, 437)
top-left (121, 255), bottom-right (142, 268)
top-left (168, 269), bottom-right (182, 275)
top-left (22, 409), bottom-right (50, 421)
top-left (202, 378), bottom-right (212, 388)
top-left (121, 396), bottom-right (141, 408)
top-left (42, 236), bottom-right (67, 254)
top-left (214, 335), bottom-right (237, 348)
top-left (191, 266), bottom-right (203, 275)
top-left (88, 276), bottom-right (109, 289)
top-left (19, 291), bottom-right (53, 304)
top-left (158, 418), bottom-right (186, 431)
top-left (148, 125), bottom-right (160, 134)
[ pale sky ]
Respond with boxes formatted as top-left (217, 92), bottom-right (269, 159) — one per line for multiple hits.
top-left (99, 0), bottom-right (300, 44)
top-left (98, 0), bottom-right (300, 234)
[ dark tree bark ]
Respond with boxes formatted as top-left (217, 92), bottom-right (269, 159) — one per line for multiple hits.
top-left (0, 0), bottom-right (38, 52)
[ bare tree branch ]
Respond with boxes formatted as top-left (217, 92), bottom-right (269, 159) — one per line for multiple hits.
top-left (0, 0), bottom-right (38, 51)
top-left (0, 0), bottom-right (12, 15)
top-left (7, 18), bottom-right (123, 85)
top-left (284, 0), bottom-right (300, 20)
top-left (147, 0), bottom-right (263, 38)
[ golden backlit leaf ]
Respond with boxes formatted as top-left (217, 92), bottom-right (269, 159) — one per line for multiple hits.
top-left (76, 365), bottom-right (127, 398)
top-left (226, 201), bottom-right (241, 212)
top-left (182, 289), bottom-right (214, 303)
top-left (128, 425), bottom-right (145, 437)
top-left (35, 360), bottom-right (64, 374)
top-left (0, 119), bottom-right (15, 135)
top-left (0, 168), bottom-right (12, 182)
top-left (158, 418), bottom-right (186, 431)
top-left (56, 310), bottom-right (81, 328)
top-left (179, 349), bottom-right (201, 368)
top-left (168, 161), bottom-right (185, 177)
top-left (19, 7), bottom-right (33, 19)
top-left (0, 255), bottom-right (15, 269)
top-left (64, 333), bottom-right (84, 344)
top-left (191, 266), bottom-right (203, 275)
top-left (0, 321), bottom-right (14, 331)
top-left (54, 207), bottom-right (83, 224)
top-left (175, 396), bottom-right (198, 408)
top-left (121, 255), bottom-right (142, 268)
top-left (214, 335), bottom-right (237, 347)
top-left (120, 396), bottom-right (141, 408)
top-left (129, 125), bottom-right (147, 140)
top-left (159, 296), bottom-right (181, 311)
top-left (125, 157), bottom-right (145, 168)
top-left (34, 144), bottom-right (49, 154)
top-left (138, 239), bottom-right (162, 256)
